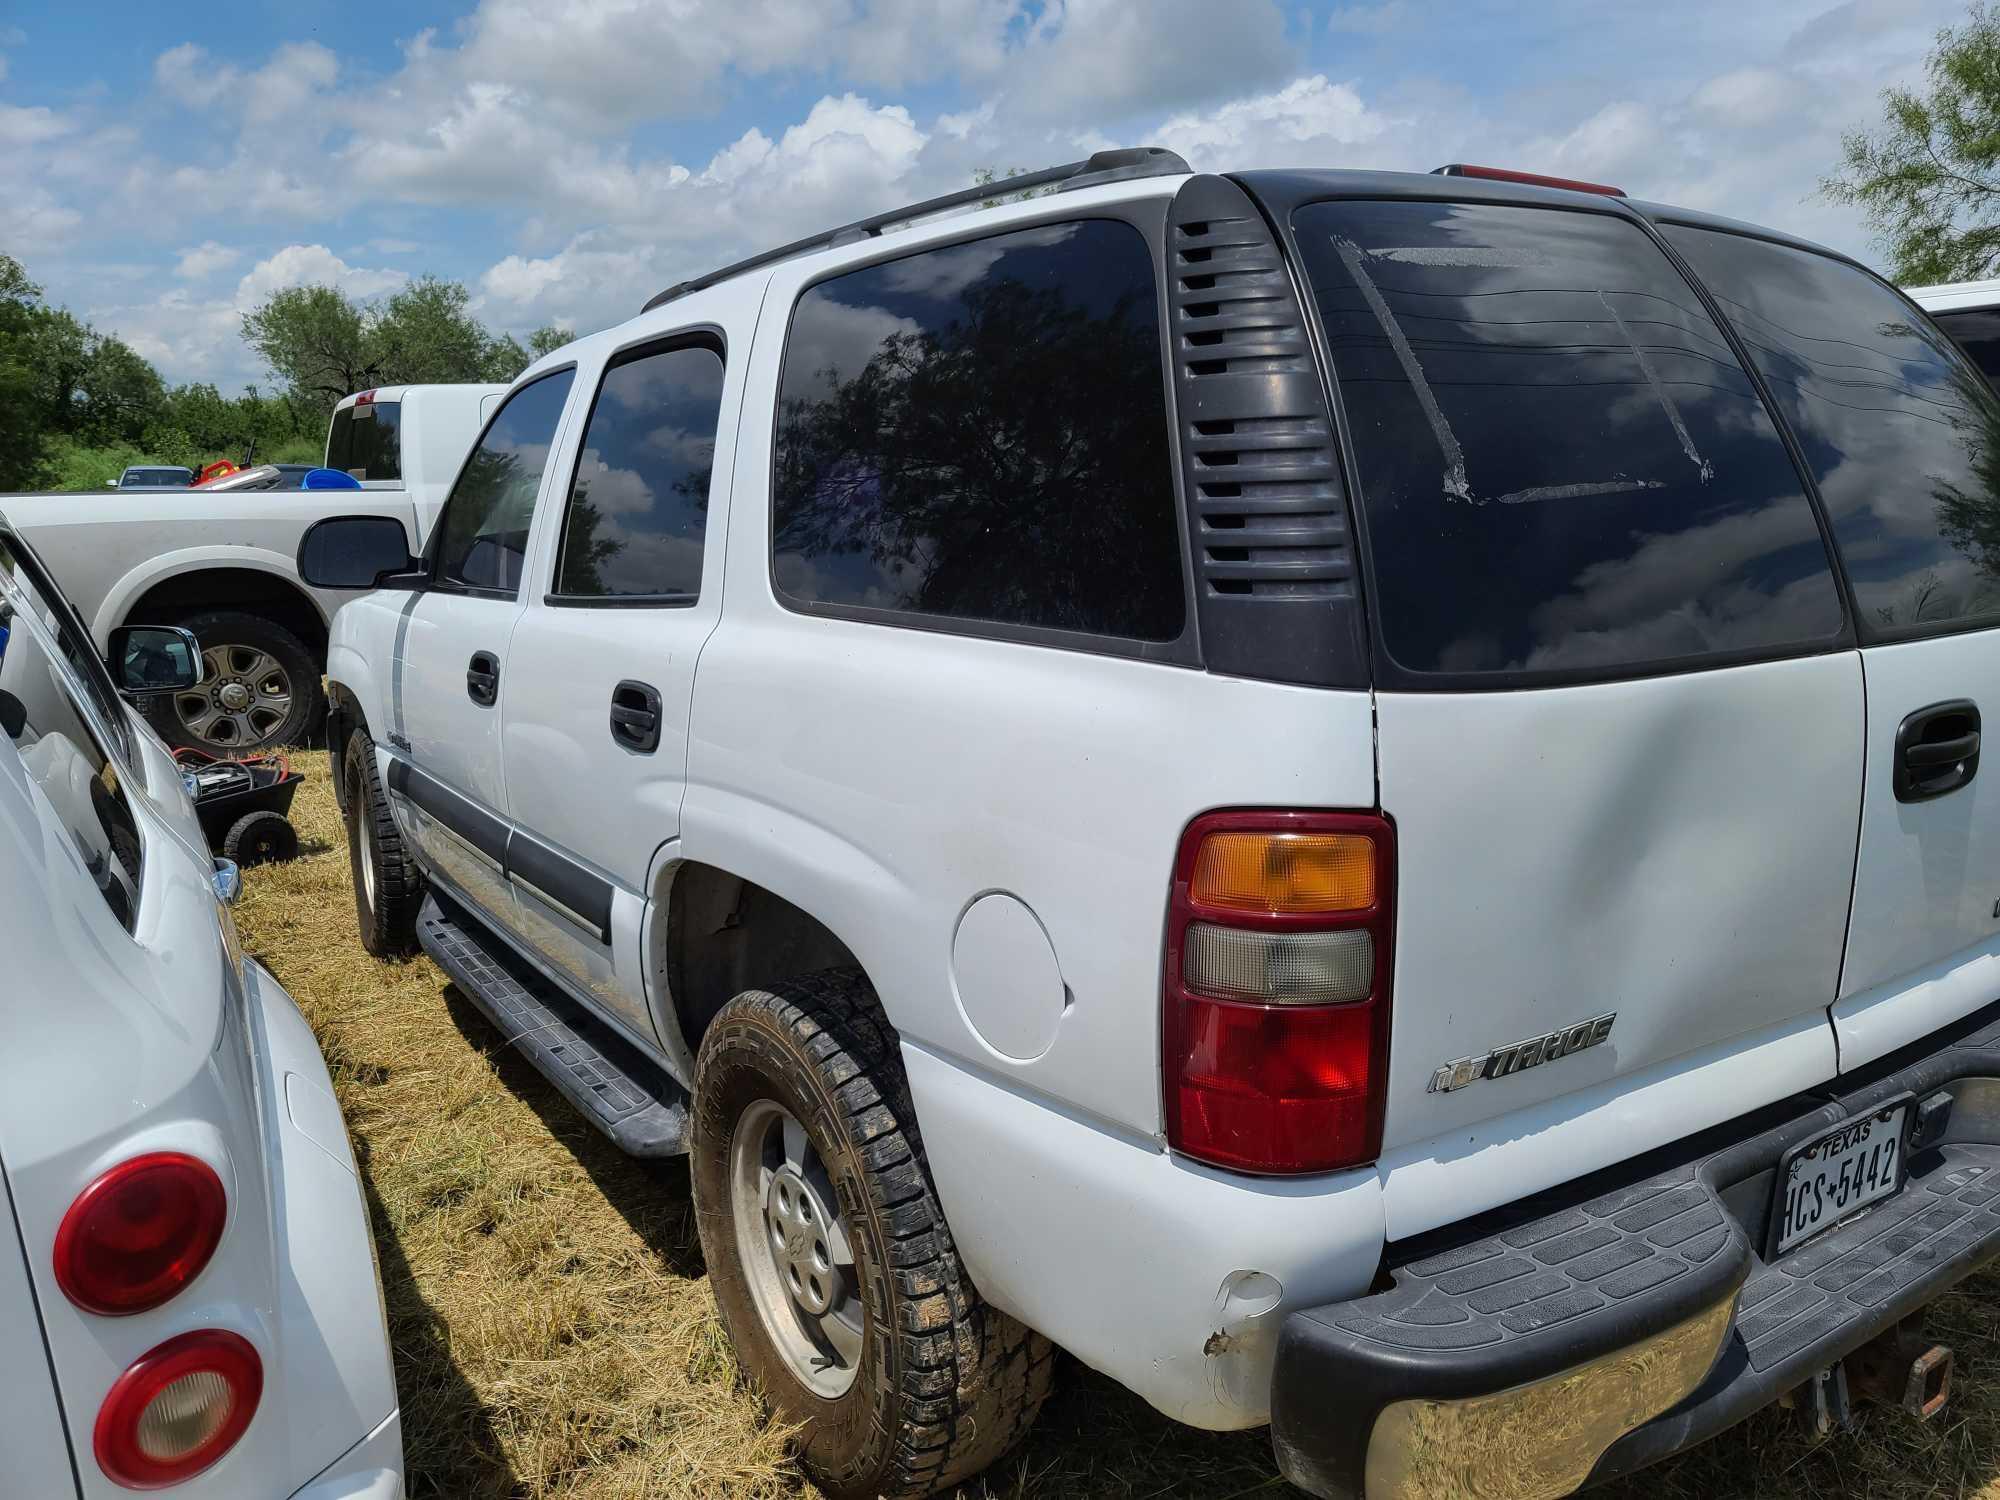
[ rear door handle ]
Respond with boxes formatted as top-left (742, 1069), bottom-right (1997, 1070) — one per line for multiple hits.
top-left (1895, 698), bottom-right (1980, 803)
top-left (610, 679), bottom-right (662, 753)
top-left (466, 652), bottom-right (500, 707)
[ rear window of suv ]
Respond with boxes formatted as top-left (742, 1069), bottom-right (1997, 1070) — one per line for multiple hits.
top-left (1294, 200), bottom-right (1845, 680)
top-left (1666, 227), bottom-right (2000, 634)
top-left (326, 399), bottom-right (402, 482)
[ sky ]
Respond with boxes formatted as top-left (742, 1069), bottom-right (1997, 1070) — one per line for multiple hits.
top-left (0, 0), bottom-right (1967, 391)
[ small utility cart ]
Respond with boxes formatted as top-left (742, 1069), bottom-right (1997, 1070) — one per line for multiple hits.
top-left (176, 750), bottom-right (303, 865)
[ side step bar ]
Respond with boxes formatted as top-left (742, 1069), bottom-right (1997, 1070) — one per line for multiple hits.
top-left (416, 894), bottom-right (690, 1155)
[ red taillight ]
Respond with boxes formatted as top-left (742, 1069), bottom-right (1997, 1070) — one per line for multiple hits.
top-left (1163, 810), bottom-right (1394, 1175)
top-left (54, 1154), bottom-right (227, 1316)
top-left (94, 1329), bottom-right (261, 1489)
top-left (353, 389), bottom-right (375, 405)
top-left (1431, 162), bottom-right (1627, 197)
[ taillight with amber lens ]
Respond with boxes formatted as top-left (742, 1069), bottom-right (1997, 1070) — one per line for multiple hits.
top-left (1163, 810), bottom-right (1394, 1175)
top-left (54, 1153), bottom-right (227, 1315)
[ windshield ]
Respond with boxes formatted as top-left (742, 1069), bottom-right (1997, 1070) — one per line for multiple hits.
top-left (325, 400), bottom-right (403, 482)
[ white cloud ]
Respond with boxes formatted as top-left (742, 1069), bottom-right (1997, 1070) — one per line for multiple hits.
top-left (234, 245), bottom-right (406, 307)
top-left (1005, 0), bottom-right (1295, 121)
top-left (0, 103), bottom-right (73, 148)
top-left (174, 242), bottom-right (241, 280)
top-left (1155, 75), bottom-right (1391, 167)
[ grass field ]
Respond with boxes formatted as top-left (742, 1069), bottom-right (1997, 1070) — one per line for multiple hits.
top-left (237, 758), bottom-right (2000, 1498)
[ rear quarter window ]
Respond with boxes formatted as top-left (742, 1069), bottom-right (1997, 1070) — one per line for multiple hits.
top-left (1295, 199), bottom-right (1845, 681)
top-left (771, 218), bottom-right (1185, 645)
top-left (1670, 226), bottom-right (2000, 635)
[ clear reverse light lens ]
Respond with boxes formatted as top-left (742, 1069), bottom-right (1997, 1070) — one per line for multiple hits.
top-left (137, 1370), bottom-right (234, 1460)
top-left (1184, 924), bottom-right (1373, 1005)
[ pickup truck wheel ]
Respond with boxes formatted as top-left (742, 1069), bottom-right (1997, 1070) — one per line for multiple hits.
top-left (692, 971), bottom-right (1054, 1500)
top-left (144, 611), bottom-right (320, 753)
top-left (342, 729), bottom-right (422, 958)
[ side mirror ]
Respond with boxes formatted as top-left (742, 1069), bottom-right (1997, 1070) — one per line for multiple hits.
top-left (298, 515), bottom-right (421, 590)
top-left (108, 625), bottom-right (201, 696)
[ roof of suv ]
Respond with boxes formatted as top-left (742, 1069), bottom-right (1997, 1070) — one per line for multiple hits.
top-left (622, 151), bottom-right (1866, 330)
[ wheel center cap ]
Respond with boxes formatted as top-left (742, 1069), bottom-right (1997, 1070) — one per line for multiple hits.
top-left (218, 681), bottom-right (251, 711)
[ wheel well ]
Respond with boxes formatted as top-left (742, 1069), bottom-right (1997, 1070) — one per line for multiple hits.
top-left (126, 569), bottom-right (329, 664)
top-left (665, 863), bottom-right (864, 1051)
top-left (324, 684), bottom-right (364, 813)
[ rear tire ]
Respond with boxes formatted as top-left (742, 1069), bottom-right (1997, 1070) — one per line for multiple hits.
top-left (143, 610), bottom-right (321, 753)
top-left (342, 728), bottom-right (422, 957)
top-left (692, 970), bottom-right (1054, 1500)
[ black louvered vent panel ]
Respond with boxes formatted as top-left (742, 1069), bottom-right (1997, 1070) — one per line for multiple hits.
top-left (1167, 175), bottom-right (1368, 687)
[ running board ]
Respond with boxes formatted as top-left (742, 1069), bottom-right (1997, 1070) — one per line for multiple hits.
top-left (416, 894), bottom-right (690, 1156)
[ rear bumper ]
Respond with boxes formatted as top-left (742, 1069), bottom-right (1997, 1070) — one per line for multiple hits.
top-left (1271, 1003), bottom-right (2000, 1499)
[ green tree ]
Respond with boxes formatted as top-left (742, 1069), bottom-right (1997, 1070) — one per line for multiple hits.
top-left (1825, 3), bottom-right (2000, 282)
top-left (241, 284), bottom-right (383, 408)
top-left (527, 324), bottom-right (573, 359)
top-left (0, 254), bottom-right (48, 489)
top-left (242, 276), bottom-right (559, 409)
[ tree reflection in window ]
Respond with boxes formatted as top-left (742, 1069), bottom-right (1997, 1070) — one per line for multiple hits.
top-left (437, 368), bottom-right (575, 594)
top-left (772, 219), bottom-right (1184, 642)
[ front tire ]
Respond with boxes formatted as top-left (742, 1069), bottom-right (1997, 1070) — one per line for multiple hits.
top-left (342, 728), bottom-right (422, 957)
top-left (144, 610), bottom-right (320, 753)
top-left (692, 971), bottom-right (1053, 1500)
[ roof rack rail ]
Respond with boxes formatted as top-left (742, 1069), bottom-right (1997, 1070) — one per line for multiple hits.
top-left (639, 145), bottom-right (1191, 314)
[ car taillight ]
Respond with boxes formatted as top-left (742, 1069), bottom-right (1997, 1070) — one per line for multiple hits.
top-left (1163, 810), bottom-right (1394, 1175)
top-left (54, 1154), bottom-right (227, 1316)
top-left (94, 1329), bottom-right (261, 1489)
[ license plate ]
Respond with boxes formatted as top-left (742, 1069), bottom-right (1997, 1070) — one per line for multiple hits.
top-left (1770, 1100), bottom-right (1910, 1257)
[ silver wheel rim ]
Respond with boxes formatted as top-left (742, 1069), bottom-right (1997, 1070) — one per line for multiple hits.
top-left (357, 795), bottom-right (378, 909)
top-left (173, 643), bottom-right (293, 748)
top-left (729, 1099), bottom-right (863, 1398)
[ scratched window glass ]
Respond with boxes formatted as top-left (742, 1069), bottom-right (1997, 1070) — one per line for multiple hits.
top-left (1668, 227), bottom-right (2000, 633)
top-left (1294, 201), bottom-right (1843, 677)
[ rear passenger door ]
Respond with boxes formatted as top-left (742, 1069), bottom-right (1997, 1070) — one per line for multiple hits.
top-left (500, 330), bottom-right (739, 1056)
top-left (1290, 197), bottom-right (1867, 1184)
top-left (1667, 228), bottom-right (2000, 1069)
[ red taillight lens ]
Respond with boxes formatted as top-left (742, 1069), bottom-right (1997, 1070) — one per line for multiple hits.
top-left (54, 1154), bottom-right (227, 1316)
top-left (1164, 810), bottom-right (1394, 1175)
top-left (94, 1329), bottom-right (261, 1489)
top-left (1431, 162), bottom-right (1627, 197)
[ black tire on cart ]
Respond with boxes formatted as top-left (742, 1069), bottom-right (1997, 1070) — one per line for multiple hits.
top-left (691, 969), bottom-right (1054, 1500)
top-left (221, 809), bottom-right (298, 866)
top-left (142, 610), bottom-right (321, 753)
top-left (341, 728), bottom-right (423, 958)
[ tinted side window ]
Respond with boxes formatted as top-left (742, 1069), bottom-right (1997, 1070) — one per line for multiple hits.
top-left (773, 219), bottom-right (1185, 643)
top-left (1668, 228), bottom-right (2000, 632)
top-left (1930, 306), bottom-right (2000, 388)
top-left (436, 371), bottom-right (575, 594)
top-left (1295, 200), bottom-right (1843, 678)
top-left (0, 540), bottom-right (143, 930)
top-left (326, 400), bottom-right (402, 481)
top-left (554, 344), bottom-right (723, 600)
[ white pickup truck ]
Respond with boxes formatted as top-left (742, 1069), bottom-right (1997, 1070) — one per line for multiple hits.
top-left (1, 383), bottom-right (501, 754)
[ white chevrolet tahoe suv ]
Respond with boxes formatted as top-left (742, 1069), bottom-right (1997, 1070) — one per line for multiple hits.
top-left (0, 516), bottom-right (402, 1497)
top-left (304, 149), bottom-right (2000, 1499)
top-left (2, 383), bottom-right (501, 756)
